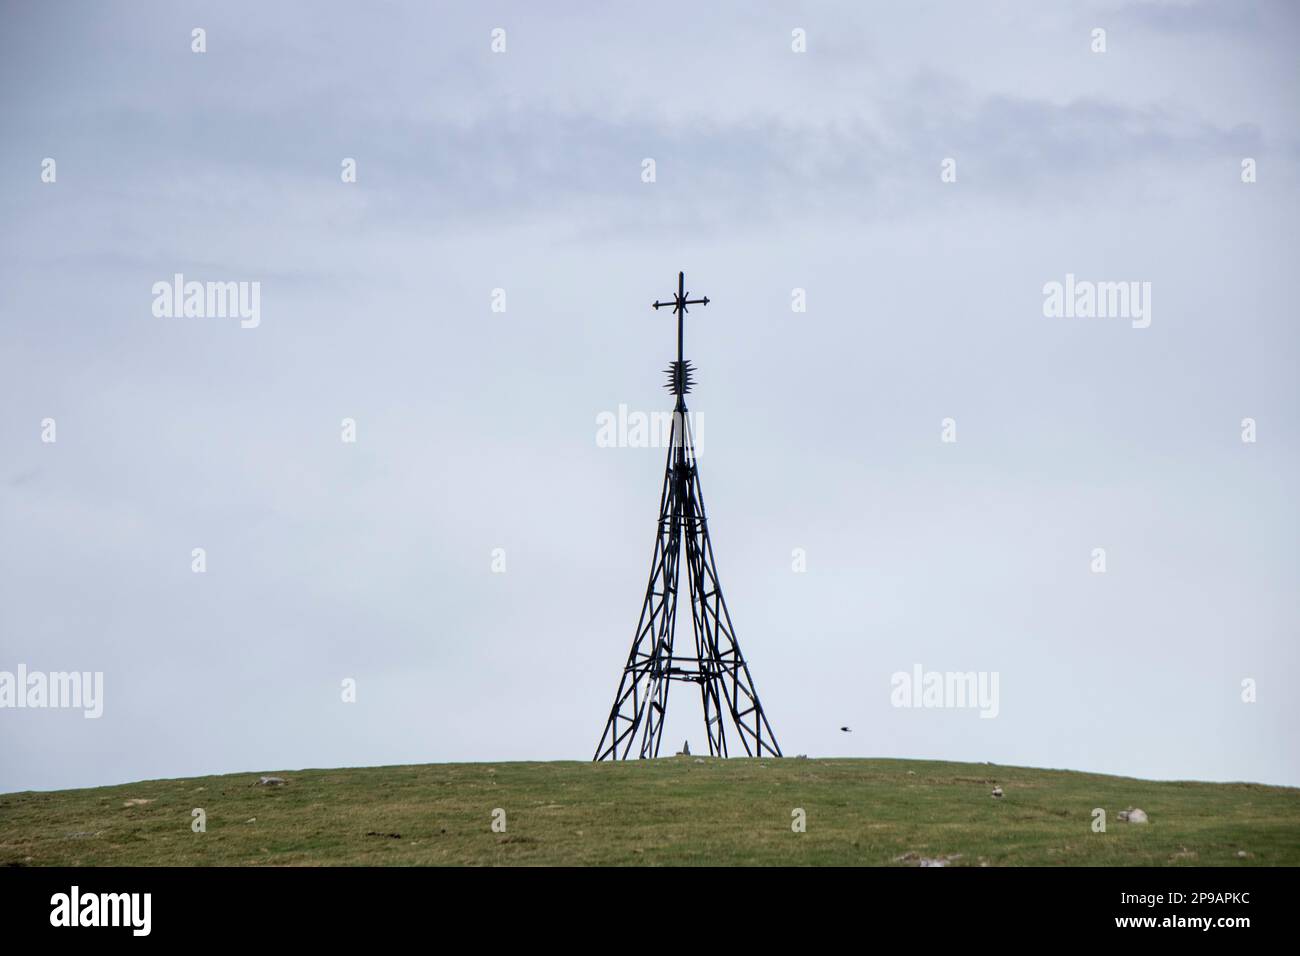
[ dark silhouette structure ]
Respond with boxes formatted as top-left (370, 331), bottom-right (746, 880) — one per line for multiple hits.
top-left (594, 273), bottom-right (782, 760)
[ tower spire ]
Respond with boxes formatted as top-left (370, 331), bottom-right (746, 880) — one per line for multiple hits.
top-left (652, 271), bottom-right (709, 408)
top-left (594, 272), bottom-right (781, 761)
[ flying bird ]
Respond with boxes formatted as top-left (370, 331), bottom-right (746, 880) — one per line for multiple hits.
top-left (840, 726), bottom-right (852, 733)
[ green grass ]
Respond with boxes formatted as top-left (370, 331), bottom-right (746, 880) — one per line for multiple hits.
top-left (2, 758), bottom-right (1297, 866)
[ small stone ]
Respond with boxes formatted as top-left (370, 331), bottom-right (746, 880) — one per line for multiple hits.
top-left (1236, 850), bottom-right (1249, 858)
top-left (245, 817), bottom-right (256, 824)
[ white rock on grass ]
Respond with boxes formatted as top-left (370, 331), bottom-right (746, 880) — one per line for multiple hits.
top-left (895, 852), bottom-right (963, 867)
top-left (1117, 807), bottom-right (1149, 824)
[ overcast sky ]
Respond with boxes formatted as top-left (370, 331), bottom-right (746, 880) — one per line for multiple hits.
top-left (1, 0), bottom-right (1297, 792)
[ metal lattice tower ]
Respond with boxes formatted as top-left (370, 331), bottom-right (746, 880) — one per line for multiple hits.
top-left (594, 272), bottom-right (782, 761)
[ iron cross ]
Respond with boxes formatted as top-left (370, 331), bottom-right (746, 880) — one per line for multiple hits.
top-left (652, 271), bottom-right (709, 366)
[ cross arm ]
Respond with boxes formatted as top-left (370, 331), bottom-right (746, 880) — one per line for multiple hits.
top-left (651, 296), bottom-right (710, 311)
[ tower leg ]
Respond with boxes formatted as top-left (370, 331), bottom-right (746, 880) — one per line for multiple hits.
top-left (678, 416), bottom-right (782, 758)
top-left (593, 440), bottom-right (683, 761)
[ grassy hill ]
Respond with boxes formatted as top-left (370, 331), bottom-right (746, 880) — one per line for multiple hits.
top-left (2, 758), bottom-right (1298, 866)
